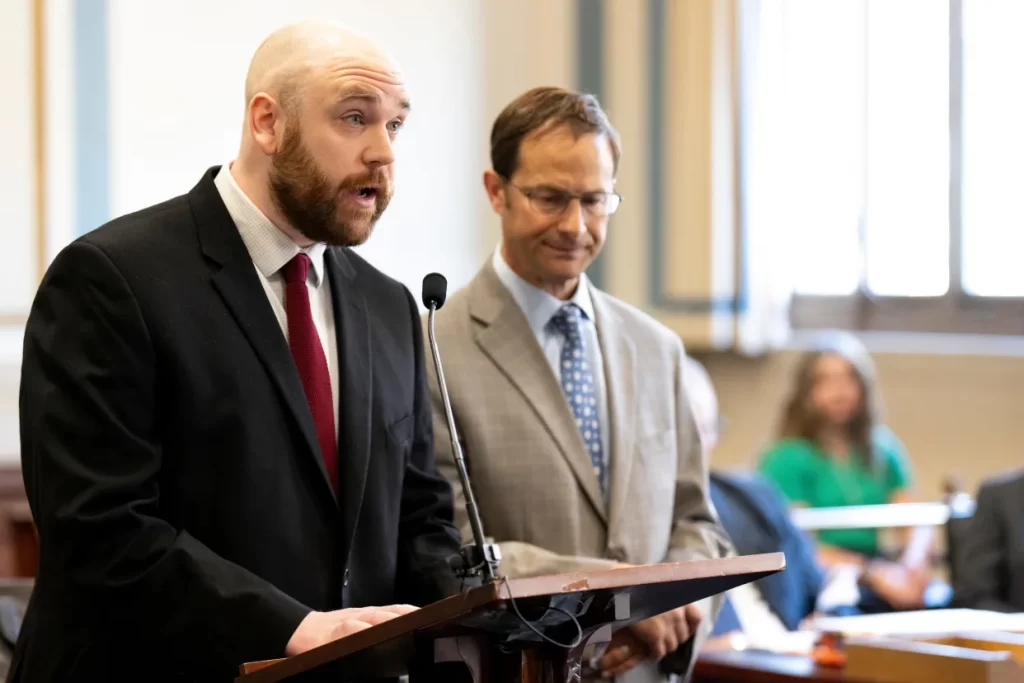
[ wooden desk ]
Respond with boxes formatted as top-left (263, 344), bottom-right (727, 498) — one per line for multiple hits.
top-left (693, 651), bottom-right (860, 683)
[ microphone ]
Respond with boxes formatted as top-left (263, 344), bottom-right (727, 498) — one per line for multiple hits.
top-left (422, 273), bottom-right (501, 583)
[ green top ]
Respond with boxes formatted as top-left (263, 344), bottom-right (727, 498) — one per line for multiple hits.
top-left (757, 427), bottom-right (914, 557)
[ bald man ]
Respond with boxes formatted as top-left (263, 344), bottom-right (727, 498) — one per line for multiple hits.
top-left (13, 22), bottom-right (462, 682)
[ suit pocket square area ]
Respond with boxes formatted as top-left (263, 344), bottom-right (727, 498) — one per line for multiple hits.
top-left (385, 413), bottom-right (414, 449)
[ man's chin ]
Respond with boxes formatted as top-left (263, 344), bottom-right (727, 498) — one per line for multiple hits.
top-left (325, 222), bottom-right (376, 248)
top-left (541, 256), bottom-right (590, 280)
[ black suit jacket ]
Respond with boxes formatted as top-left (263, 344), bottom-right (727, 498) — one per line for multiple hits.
top-left (954, 469), bottom-right (1024, 613)
top-left (11, 168), bottom-right (463, 681)
top-left (709, 471), bottom-right (823, 631)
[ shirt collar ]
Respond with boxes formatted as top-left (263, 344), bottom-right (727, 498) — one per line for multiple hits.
top-left (213, 164), bottom-right (326, 286)
top-left (491, 245), bottom-right (596, 336)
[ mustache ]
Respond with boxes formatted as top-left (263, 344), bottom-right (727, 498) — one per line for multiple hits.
top-left (337, 169), bottom-right (391, 194)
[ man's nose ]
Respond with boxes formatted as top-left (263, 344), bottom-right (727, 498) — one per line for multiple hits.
top-left (556, 199), bottom-right (587, 237)
top-left (363, 125), bottom-right (395, 167)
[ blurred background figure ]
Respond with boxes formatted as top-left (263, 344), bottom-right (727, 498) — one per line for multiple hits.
top-left (953, 468), bottom-right (1024, 612)
top-left (757, 332), bottom-right (937, 612)
top-left (684, 356), bottom-right (824, 645)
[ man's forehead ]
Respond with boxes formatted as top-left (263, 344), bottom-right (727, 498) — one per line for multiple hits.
top-left (328, 79), bottom-right (411, 110)
top-left (515, 142), bottom-right (614, 185)
top-left (521, 127), bottom-right (613, 162)
top-left (315, 57), bottom-right (410, 108)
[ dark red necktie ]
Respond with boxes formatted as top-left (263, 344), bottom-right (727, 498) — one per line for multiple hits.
top-left (283, 253), bottom-right (337, 492)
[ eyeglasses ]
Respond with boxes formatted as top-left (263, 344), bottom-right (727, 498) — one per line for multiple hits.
top-left (506, 181), bottom-right (623, 218)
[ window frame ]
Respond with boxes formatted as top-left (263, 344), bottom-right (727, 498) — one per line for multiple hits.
top-left (789, 0), bottom-right (1024, 335)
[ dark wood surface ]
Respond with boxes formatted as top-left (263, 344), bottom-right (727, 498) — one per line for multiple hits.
top-left (237, 552), bottom-right (787, 682)
top-left (694, 650), bottom-right (866, 683)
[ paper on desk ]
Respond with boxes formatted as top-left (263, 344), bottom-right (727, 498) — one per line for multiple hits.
top-left (815, 564), bottom-right (861, 612)
top-left (812, 609), bottom-right (1024, 638)
top-left (742, 630), bottom-right (820, 655)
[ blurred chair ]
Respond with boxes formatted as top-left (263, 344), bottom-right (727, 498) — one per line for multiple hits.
top-left (710, 470), bottom-right (825, 632)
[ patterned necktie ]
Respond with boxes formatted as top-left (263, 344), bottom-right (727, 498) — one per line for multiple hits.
top-left (549, 304), bottom-right (606, 496)
top-left (283, 253), bottom-right (337, 493)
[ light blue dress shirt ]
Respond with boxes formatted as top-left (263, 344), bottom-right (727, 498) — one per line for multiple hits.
top-left (491, 247), bottom-right (611, 494)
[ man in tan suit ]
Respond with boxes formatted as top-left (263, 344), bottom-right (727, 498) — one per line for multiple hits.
top-left (425, 87), bottom-right (732, 682)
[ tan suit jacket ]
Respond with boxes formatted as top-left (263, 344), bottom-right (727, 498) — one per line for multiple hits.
top-left (424, 261), bottom-right (732, 682)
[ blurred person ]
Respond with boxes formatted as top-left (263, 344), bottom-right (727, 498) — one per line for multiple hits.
top-left (13, 22), bottom-right (462, 682)
top-left (425, 86), bottom-right (731, 683)
top-left (757, 331), bottom-right (935, 612)
top-left (684, 357), bottom-right (824, 647)
top-left (954, 469), bottom-right (1024, 612)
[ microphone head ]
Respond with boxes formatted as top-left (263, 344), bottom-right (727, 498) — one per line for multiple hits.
top-left (422, 273), bottom-right (448, 310)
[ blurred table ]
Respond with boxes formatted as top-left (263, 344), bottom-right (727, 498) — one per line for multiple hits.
top-left (693, 651), bottom-right (860, 683)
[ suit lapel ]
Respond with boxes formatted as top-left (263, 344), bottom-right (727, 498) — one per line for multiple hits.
top-left (470, 265), bottom-right (608, 523)
top-left (191, 167), bottom-right (337, 510)
top-left (592, 292), bottom-right (638, 536)
top-left (325, 248), bottom-right (373, 562)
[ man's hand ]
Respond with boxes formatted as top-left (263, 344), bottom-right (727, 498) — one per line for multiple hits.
top-left (286, 605), bottom-right (419, 656)
top-left (628, 603), bottom-right (702, 661)
top-left (598, 628), bottom-right (650, 677)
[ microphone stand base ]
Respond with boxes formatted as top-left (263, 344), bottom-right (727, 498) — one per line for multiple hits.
top-left (455, 543), bottom-right (503, 588)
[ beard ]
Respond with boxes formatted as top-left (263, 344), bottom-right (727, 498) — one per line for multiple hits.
top-left (268, 126), bottom-right (393, 247)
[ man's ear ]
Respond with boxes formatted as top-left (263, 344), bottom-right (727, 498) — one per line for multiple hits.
top-left (248, 93), bottom-right (285, 155)
top-left (483, 169), bottom-right (507, 213)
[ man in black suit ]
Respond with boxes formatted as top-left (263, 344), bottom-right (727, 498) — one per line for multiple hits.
top-left (12, 21), bottom-right (462, 681)
top-left (954, 469), bottom-right (1024, 613)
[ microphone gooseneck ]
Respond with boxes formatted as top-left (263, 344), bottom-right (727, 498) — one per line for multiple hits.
top-left (420, 274), bottom-right (583, 650)
top-left (422, 274), bottom-right (500, 583)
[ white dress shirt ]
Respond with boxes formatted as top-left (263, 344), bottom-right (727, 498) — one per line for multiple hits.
top-left (491, 247), bottom-right (610, 495)
top-left (213, 164), bottom-right (339, 437)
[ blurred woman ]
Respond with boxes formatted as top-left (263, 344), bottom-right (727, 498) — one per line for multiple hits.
top-left (758, 332), bottom-right (934, 611)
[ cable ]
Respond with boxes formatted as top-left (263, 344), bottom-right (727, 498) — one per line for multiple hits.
top-left (501, 576), bottom-right (584, 650)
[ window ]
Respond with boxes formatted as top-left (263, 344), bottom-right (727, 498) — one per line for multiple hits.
top-left (778, 0), bottom-right (1024, 334)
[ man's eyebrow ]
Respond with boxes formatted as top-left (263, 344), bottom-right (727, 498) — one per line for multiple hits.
top-left (335, 85), bottom-right (411, 112)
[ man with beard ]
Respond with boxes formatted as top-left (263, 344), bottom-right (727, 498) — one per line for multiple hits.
top-left (12, 22), bottom-right (462, 682)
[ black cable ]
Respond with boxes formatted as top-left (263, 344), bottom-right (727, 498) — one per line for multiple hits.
top-left (501, 576), bottom-right (584, 650)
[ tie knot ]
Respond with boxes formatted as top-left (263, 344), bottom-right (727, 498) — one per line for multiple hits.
top-left (283, 253), bottom-right (312, 285)
top-left (550, 304), bottom-right (583, 336)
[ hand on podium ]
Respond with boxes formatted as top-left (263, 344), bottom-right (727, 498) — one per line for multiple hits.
top-left (597, 628), bottom-right (649, 677)
top-left (285, 605), bottom-right (419, 656)
top-left (597, 603), bottom-right (703, 677)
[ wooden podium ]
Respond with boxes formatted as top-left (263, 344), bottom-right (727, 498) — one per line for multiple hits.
top-left (235, 552), bottom-right (785, 682)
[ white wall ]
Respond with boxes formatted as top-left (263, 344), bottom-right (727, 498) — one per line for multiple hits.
top-left (107, 0), bottom-right (489, 300)
top-left (0, 0), bottom-right (39, 460)
top-left (0, 1), bottom-right (37, 317)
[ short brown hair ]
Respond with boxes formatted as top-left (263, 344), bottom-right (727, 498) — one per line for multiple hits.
top-left (489, 86), bottom-right (622, 180)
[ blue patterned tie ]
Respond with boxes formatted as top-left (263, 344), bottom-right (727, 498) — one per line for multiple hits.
top-left (549, 304), bottom-right (606, 496)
